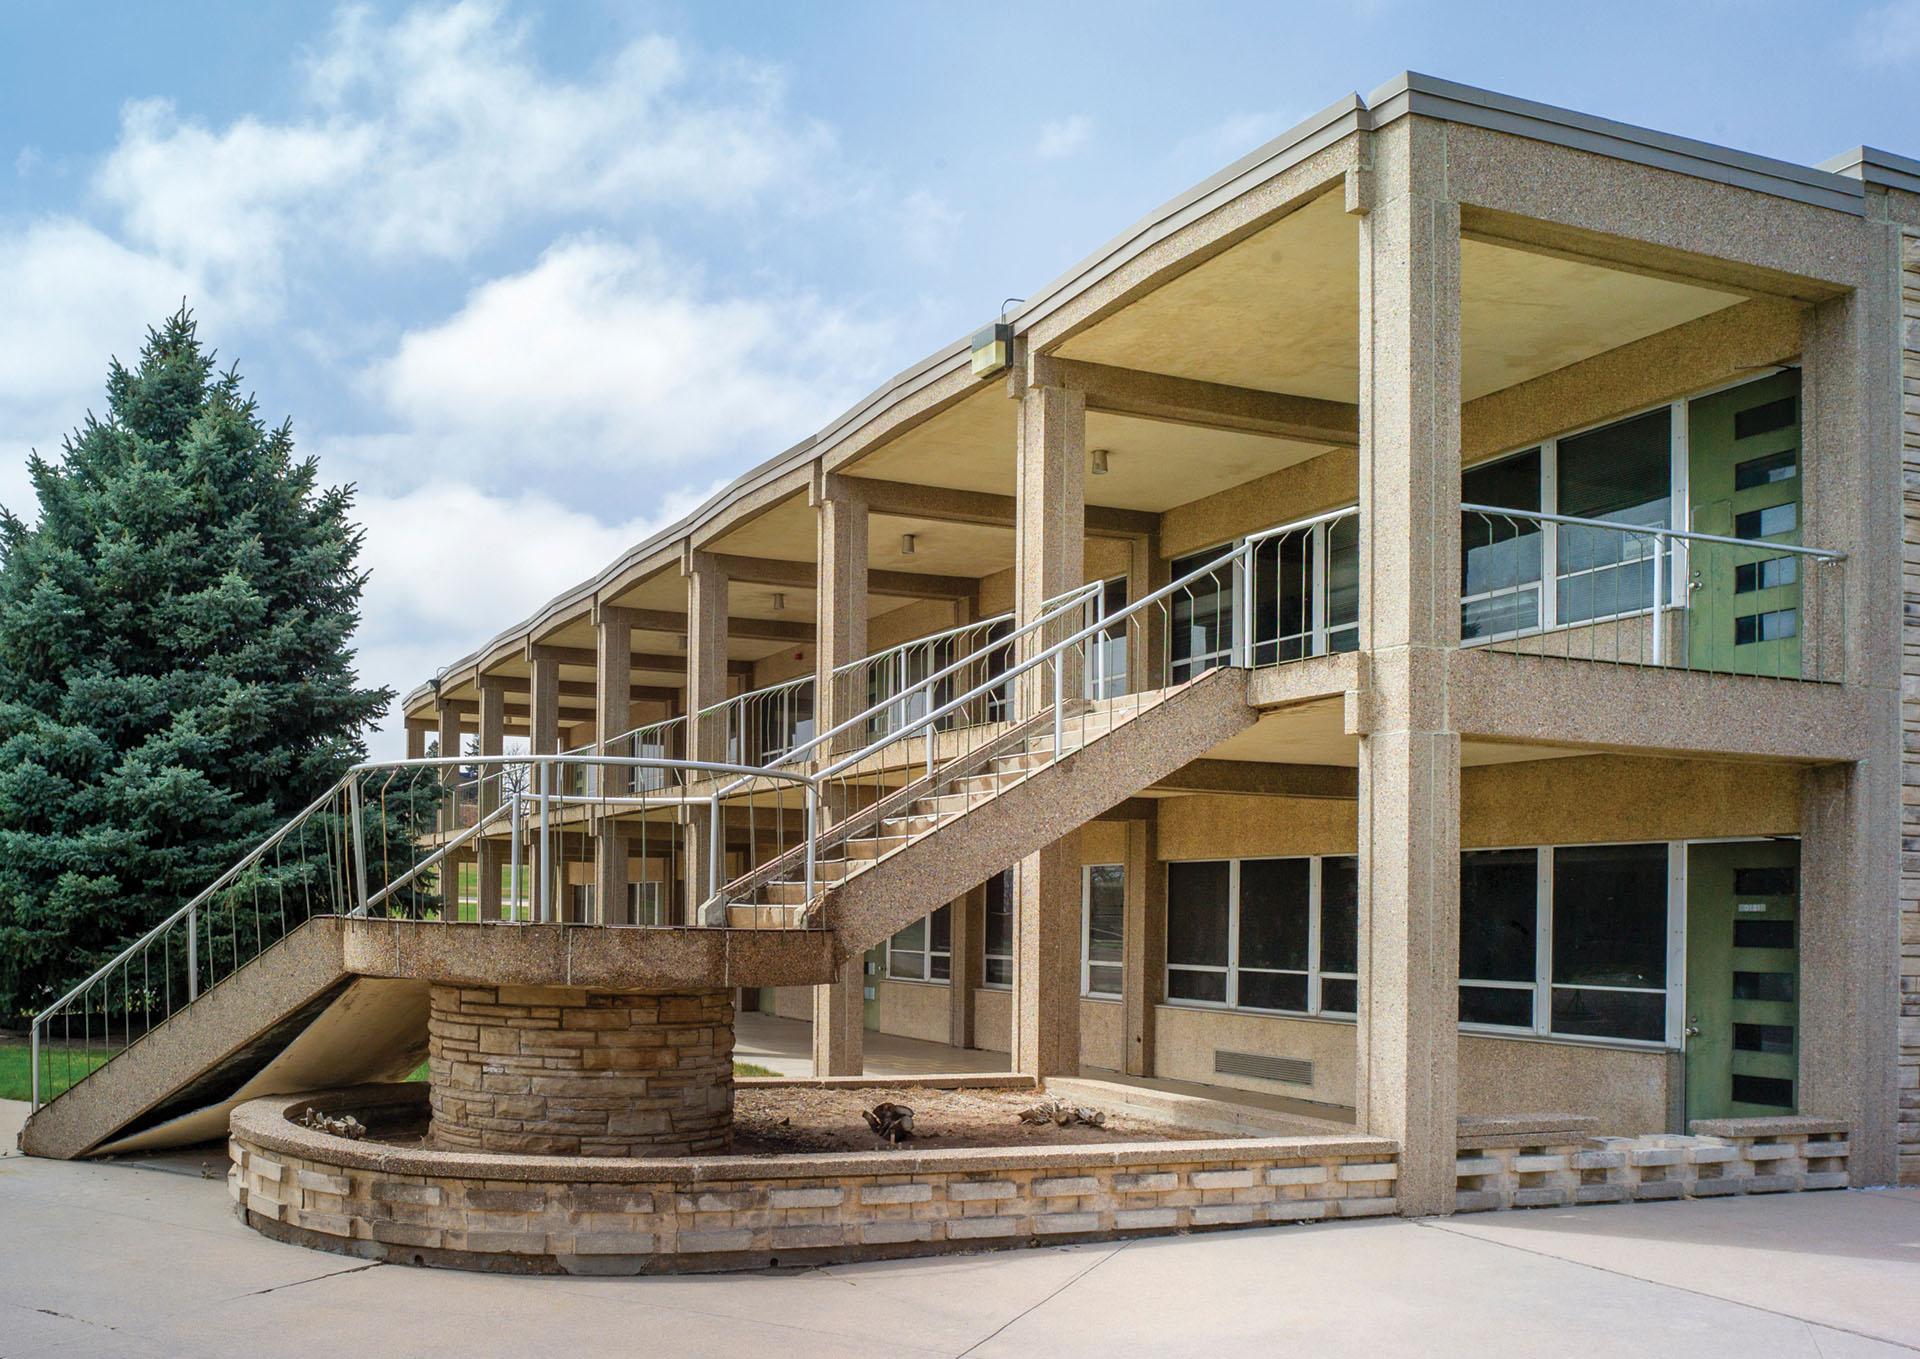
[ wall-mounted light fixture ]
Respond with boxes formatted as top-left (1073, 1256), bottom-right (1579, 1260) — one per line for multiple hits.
top-left (770, 592), bottom-right (787, 612)
top-left (1091, 448), bottom-right (1110, 475)
top-left (900, 533), bottom-right (917, 557)
top-left (968, 321), bottom-right (1012, 378)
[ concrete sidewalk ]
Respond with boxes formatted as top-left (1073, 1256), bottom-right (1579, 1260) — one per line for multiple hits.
top-left (2, 1099), bottom-right (1916, 1359)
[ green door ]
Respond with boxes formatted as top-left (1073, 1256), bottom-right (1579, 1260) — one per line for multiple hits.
top-left (1685, 371), bottom-right (1803, 676)
top-left (1684, 840), bottom-right (1800, 1124)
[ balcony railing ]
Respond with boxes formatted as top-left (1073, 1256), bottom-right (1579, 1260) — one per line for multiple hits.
top-left (1461, 504), bottom-right (1846, 682)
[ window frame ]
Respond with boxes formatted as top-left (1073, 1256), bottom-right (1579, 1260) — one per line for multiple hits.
top-left (1462, 398), bottom-right (1688, 645)
top-left (1457, 840), bottom-right (1685, 1050)
top-left (1081, 863), bottom-right (1126, 1000)
top-left (983, 869), bottom-right (1014, 990)
top-left (883, 903), bottom-right (952, 985)
top-left (1163, 855), bottom-right (1354, 1019)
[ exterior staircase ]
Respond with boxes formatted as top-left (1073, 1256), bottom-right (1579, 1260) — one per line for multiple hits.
top-left (718, 666), bottom-right (1257, 958)
top-left (20, 918), bottom-right (427, 1159)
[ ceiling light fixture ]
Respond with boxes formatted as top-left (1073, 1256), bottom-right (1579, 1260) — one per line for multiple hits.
top-left (770, 592), bottom-right (787, 612)
top-left (1091, 448), bottom-right (1110, 475)
top-left (900, 533), bottom-right (917, 556)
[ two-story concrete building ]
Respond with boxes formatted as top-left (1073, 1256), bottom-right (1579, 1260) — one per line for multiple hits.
top-left (26, 74), bottom-right (1920, 1217)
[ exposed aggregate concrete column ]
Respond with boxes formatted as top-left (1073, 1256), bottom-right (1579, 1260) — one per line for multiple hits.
top-left (428, 984), bottom-right (733, 1157)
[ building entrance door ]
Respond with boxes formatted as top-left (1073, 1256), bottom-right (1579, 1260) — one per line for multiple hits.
top-left (1685, 370), bottom-right (1803, 675)
top-left (1683, 839), bottom-right (1800, 1124)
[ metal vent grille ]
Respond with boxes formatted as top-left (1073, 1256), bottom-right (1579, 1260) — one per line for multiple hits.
top-left (1214, 1049), bottom-right (1313, 1086)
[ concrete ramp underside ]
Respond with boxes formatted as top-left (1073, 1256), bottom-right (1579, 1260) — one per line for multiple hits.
top-left (826, 667), bottom-right (1257, 958)
top-left (21, 918), bottom-right (429, 1159)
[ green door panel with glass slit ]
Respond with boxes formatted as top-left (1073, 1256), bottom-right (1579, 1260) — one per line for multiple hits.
top-left (1684, 839), bottom-right (1800, 1124)
top-left (1686, 371), bottom-right (1802, 676)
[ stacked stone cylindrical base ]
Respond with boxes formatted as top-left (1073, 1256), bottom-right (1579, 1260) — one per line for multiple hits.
top-left (428, 985), bottom-right (734, 1157)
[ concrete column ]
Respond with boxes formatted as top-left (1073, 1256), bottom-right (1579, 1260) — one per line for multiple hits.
top-left (594, 604), bottom-right (636, 926)
top-left (435, 702), bottom-right (462, 837)
top-left (1011, 378), bottom-right (1088, 1078)
top-left (1796, 243), bottom-right (1902, 1184)
top-left (683, 551), bottom-right (729, 917)
top-left (1801, 760), bottom-right (1897, 1182)
top-left (1007, 379), bottom-right (1088, 1077)
top-left (1353, 120), bottom-right (1463, 1218)
top-left (810, 477), bottom-right (869, 1075)
top-left (528, 653), bottom-right (560, 922)
top-left (812, 474), bottom-right (869, 754)
top-left (1127, 532), bottom-right (1166, 693)
top-left (405, 724), bottom-right (427, 760)
top-left (949, 888), bottom-right (980, 1049)
top-left (475, 676), bottom-right (507, 921)
top-left (1121, 811), bottom-right (1162, 1077)
top-left (810, 955), bottom-right (865, 1079)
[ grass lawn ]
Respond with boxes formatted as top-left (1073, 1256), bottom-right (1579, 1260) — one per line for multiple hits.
top-left (0, 1043), bottom-right (110, 1102)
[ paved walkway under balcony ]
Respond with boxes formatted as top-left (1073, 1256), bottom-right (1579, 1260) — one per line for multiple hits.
top-left (2, 1095), bottom-right (1916, 1358)
top-left (732, 1013), bottom-right (1357, 1127)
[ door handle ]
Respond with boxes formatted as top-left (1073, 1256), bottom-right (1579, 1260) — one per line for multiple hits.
top-left (1684, 1017), bottom-right (1701, 1038)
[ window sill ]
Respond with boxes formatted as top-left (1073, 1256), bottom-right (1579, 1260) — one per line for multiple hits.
top-left (879, 977), bottom-right (951, 989)
top-left (1156, 1001), bottom-right (1355, 1027)
top-left (1459, 1024), bottom-right (1676, 1055)
top-left (1080, 993), bottom-right (1123, 1004)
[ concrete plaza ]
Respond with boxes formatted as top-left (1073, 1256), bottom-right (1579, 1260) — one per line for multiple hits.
top-left (3, 1099), bottom-right (1916, 1359)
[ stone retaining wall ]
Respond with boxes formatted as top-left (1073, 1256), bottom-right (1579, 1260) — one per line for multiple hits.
top-left (429, 985), bottom-right (732, 1157)
top-left (229, 1083), bottom-right (1398, 1274)
top-left (1454, 1116), bottom-right (1852, 1212)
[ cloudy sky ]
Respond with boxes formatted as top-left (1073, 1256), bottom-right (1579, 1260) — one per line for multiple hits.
top-left (5, 0), bottom-right (1917, 757)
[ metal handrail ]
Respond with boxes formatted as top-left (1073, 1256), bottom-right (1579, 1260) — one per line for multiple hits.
top-left (1460, 503), bottom-right (1846, 561)
top-left (815, 506), bottom-right (1358, 785)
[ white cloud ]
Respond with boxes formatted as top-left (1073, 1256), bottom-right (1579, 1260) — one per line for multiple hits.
top-left (94, 0), bottom-right (834, 305)
top-left (1853, 0), bottom-right (1920, 63)
top-left (351, 479), bottom-right (709, 756)
top-left (364, 235), bottom-right (895, 480)
top-left (1036, 114), bottom-right (1094, 160)
top-left (0, 218), bottom-right (204, 516)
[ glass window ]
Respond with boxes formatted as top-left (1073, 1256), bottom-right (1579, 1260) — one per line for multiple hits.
top-left (984, 870), bottom-right (1014, 987)
top-left (1167, 860), bottom-right (1230, 1003)
top-left (1462, 450), bottom-right (1544, 639)
top-left (1326, 517), bottom-right (1360, 653)
top-left (1550, 843), bottom-right (1668, 1042)
top-left (1088, 579), bottom-right (1130, 699)
top-left (1168, 550), bottom-right (1236, 682)
top-left (1319, 856), bottom-right (1358, 1013)
top-left (1083, 864), bottom-right (1124, 997)
top-left (885, 904), bottom-right (950, 983)
top-left (1734, 502), bottom-right (1797, 540)
top-left (1459, 848), bottom-right (1539, 1030)
top-left (887, 917), bottom-right (927, 981)
top-left (1555, 409), bottom-right (1670, 625)
top-left (1238, 858), bottom-right (1310, 1012)
top-left (1252, 533), bottom-right (1313, 665)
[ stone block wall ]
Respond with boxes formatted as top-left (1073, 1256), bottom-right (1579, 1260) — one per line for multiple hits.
top-left (1455, 1117), bottom-right (1852, 1212)
top-left (429, 985), bottom-right (733, 1157)
top-left (229, 1085), bottom-right (1398, 1274)
top-left (1901, 225), bottom-right (1920, 1186)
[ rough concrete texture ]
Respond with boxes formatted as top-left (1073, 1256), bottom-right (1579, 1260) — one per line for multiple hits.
top-left (429, 986), bottom-right (734, 1157)
top-left (4, 1111), bottom-right (1918, 1358)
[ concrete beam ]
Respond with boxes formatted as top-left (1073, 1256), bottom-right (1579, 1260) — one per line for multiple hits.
top-left (709, 552), bottom-right (977, 601)
top-left (1035, 355), bottom-right (1358, 446)
top-left (529, 643), bottom-right (753, 678)
top-left (838, 475), bottom-right (1157, 539)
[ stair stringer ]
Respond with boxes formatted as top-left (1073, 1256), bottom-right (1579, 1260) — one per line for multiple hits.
top-left (821, 667), bottom-right (1255, 961)
top-left (20, 917), bottom-right (425, 1160)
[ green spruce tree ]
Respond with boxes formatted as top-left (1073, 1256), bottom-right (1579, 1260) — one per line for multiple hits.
top-left (0, 308), bottom-right (393, 1020)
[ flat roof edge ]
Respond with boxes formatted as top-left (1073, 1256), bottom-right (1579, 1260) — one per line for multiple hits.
top-left (1820, 145), bottom-right (1920, 196)
top-left (1369, 72), bottom-right (1867, 216)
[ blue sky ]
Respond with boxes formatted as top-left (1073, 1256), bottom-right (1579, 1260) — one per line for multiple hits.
top-left (5, 0), bottom-right (1917, 756)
